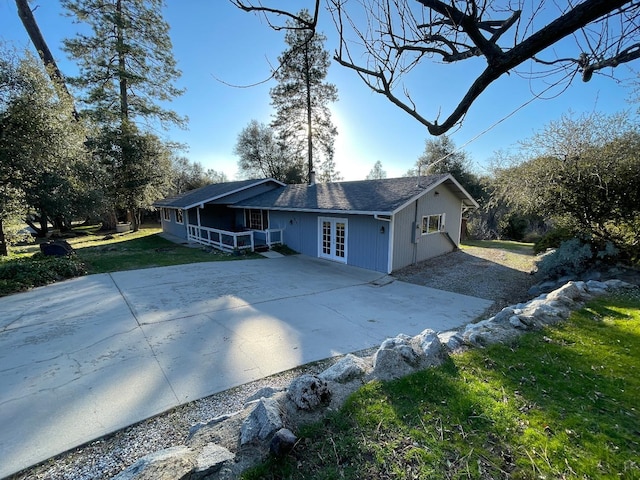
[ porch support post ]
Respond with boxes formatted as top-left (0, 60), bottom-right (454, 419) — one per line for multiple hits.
top-left (196, 206), bottom-right (202, 242)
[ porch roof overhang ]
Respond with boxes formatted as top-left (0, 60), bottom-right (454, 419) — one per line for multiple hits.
top-left (153, 178), bottom-right (286, 211)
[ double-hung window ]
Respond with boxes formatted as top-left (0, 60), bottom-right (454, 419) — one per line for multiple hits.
top-left (175, 209), bottom-right (184, 224)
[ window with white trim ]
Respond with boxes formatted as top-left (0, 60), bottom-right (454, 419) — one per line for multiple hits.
top-left (175, 209), bottom-right (184, 224)
top-left (421, 213), bottom-right (445, 235)
top-left (245, 209), bottom-right (269, 230)
top-left (162, 208), bottom-right (170, 221)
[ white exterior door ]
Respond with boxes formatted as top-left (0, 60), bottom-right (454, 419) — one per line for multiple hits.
top-left (318, 217), bottom-right (348, 263)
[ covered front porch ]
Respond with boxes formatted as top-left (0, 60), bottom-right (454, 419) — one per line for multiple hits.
top-left (186, 224), bottom-right (283, 253)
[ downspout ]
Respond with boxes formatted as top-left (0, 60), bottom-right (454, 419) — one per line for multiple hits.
top-left (387, 215), bottom-right (395, 274)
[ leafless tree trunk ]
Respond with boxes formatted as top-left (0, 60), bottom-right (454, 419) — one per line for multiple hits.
top-left (15, 0), bottom-right (78, 118)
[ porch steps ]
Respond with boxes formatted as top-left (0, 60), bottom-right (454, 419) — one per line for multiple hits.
top-left (258, 250), bottom-right (285, 259)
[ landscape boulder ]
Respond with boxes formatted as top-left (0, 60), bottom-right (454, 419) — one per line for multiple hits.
top-left (372, 329), bottom-right (446, 381)
top-left (287, 374), bottom-right (332, 411)
top-left (269, 428), bottom-right (298, 457)
top-left (111, 446), bottom-right (196, 480)
top-left (319, 354), bottom-right (371, 383)
top-left (240, 397), bottom-right (283, 445)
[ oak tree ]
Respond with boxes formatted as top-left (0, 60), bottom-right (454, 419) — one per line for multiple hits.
top-left (235, 120), bottom-right (305, 183)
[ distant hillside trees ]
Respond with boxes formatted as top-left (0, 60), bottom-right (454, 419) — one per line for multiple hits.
top-left (366, 160), bottom-right (387, 180)
top-left (493, 112), bottom-right (640, 259)
top-left (170, 157), bottom-right (228, 195)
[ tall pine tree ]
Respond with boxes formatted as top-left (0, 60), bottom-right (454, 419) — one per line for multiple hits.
top-left (62, 0), bottom-right (185, 128)
top-left (62, 0), bottom-right (185, 230)
top-left (270, 9), bottom-right (338, 184)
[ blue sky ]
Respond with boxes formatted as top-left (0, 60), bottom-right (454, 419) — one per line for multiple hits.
top-left (1, 1), bottom-right (636, 180)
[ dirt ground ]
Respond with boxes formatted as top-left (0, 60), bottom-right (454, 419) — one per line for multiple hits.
top-left (394, 243), bottom-right (540, 318)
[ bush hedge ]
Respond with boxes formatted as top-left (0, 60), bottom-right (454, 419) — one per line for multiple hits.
top-left (0, 254), bottom-right (87, 296)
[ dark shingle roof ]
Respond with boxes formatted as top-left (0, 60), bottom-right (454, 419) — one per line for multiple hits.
top-left (154, 179), bottom-right (283, 209)
top-left (232, 174), bottom-right (475, 214)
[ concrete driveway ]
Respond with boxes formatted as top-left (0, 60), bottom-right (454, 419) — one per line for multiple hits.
top-left (0, 255), bottom-right (492, 478)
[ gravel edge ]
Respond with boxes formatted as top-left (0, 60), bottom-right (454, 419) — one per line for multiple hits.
top-left (8, 349), bottom-right (377, 480)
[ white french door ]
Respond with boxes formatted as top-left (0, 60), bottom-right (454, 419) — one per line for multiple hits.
top-left (318, 217), bottom-right (348, 263)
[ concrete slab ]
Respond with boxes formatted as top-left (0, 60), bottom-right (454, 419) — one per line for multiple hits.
top-left (0, 255), bottom-right (492, 478)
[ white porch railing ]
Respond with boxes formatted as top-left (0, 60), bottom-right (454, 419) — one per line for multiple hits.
top-left (186, 225), bottom-right (284, 252)
top-left (253, 228), bottom-right (284, 247)
top-left (187, 225), bottom-right (254, 252)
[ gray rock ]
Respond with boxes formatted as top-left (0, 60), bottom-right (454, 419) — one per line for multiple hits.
top-left (372, 335), bottom-right (420, 381)
top-left (372, 331), bottom-right (446, 381)
top-left (187, 412), bottom-right (240, 441)
top-left (586, 280), bottom-right (609, 292)
top-left (269, 428), bottom-right (298, 457)
top-left (537, 280), bottom-right (559, 294)
top-left (604, 279), bottom-right (634, 290)
top-left (240, 397), bottom-right (283, 445)
top-left (509, 315), bottom-right (526, 329)
top-left (287, 374), bottom-right (332, 411)
top-left (527, 284), bottom-right (542, 297)
top-left (491, 307), bottom-right (517, 326)
top-left (319, 354), bottom-right (370, 383)
top-left (438, 330), bottom-right (463, 351)
top-left (416, 329), bottom-right (444, 365)
top-left (112, 446), bottom-right (195, 480)
top-left (546, 282), bottom-right (583, 304)
top-left (193, 444), bottom-right (235, 478)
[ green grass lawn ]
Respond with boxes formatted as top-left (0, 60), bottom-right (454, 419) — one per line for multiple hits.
top-left (243, 291), bottom-right (640, 480)
top-left (0, 225), bottom-right (261, 296)
top-left (462, 239), bottom-right (535, 254)
top-left (69, 226), bottom-right (261, 274)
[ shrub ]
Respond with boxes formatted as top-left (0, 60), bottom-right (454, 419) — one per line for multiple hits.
top-left (533, 227), bottom-right (575, 254)
top-left (536, 237), bottom-right (619, 278)
top-left (0, 255), bottom-right (87, 296)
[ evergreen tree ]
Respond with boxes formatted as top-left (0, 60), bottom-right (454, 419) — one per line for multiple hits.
top-left (89, 121), bottom-right (172, 229)
top-left (62, 0), bottom-right (186, 230)
top-left (270, 9), bottom-right (338, 183)
top-left (62, 0), bottom-right (185, 129)
top-left (409, 135), bottom-right (483, 200)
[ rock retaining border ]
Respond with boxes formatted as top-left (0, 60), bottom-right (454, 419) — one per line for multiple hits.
top-left (113, 279), bottom-right (637, 480)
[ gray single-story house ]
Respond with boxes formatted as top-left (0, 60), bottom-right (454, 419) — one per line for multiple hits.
top-left (154, 174), bottom-right (477, 274)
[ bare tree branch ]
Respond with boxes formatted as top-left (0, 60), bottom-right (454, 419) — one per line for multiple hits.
top-left (233, 0), bottom-right (640, 135)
